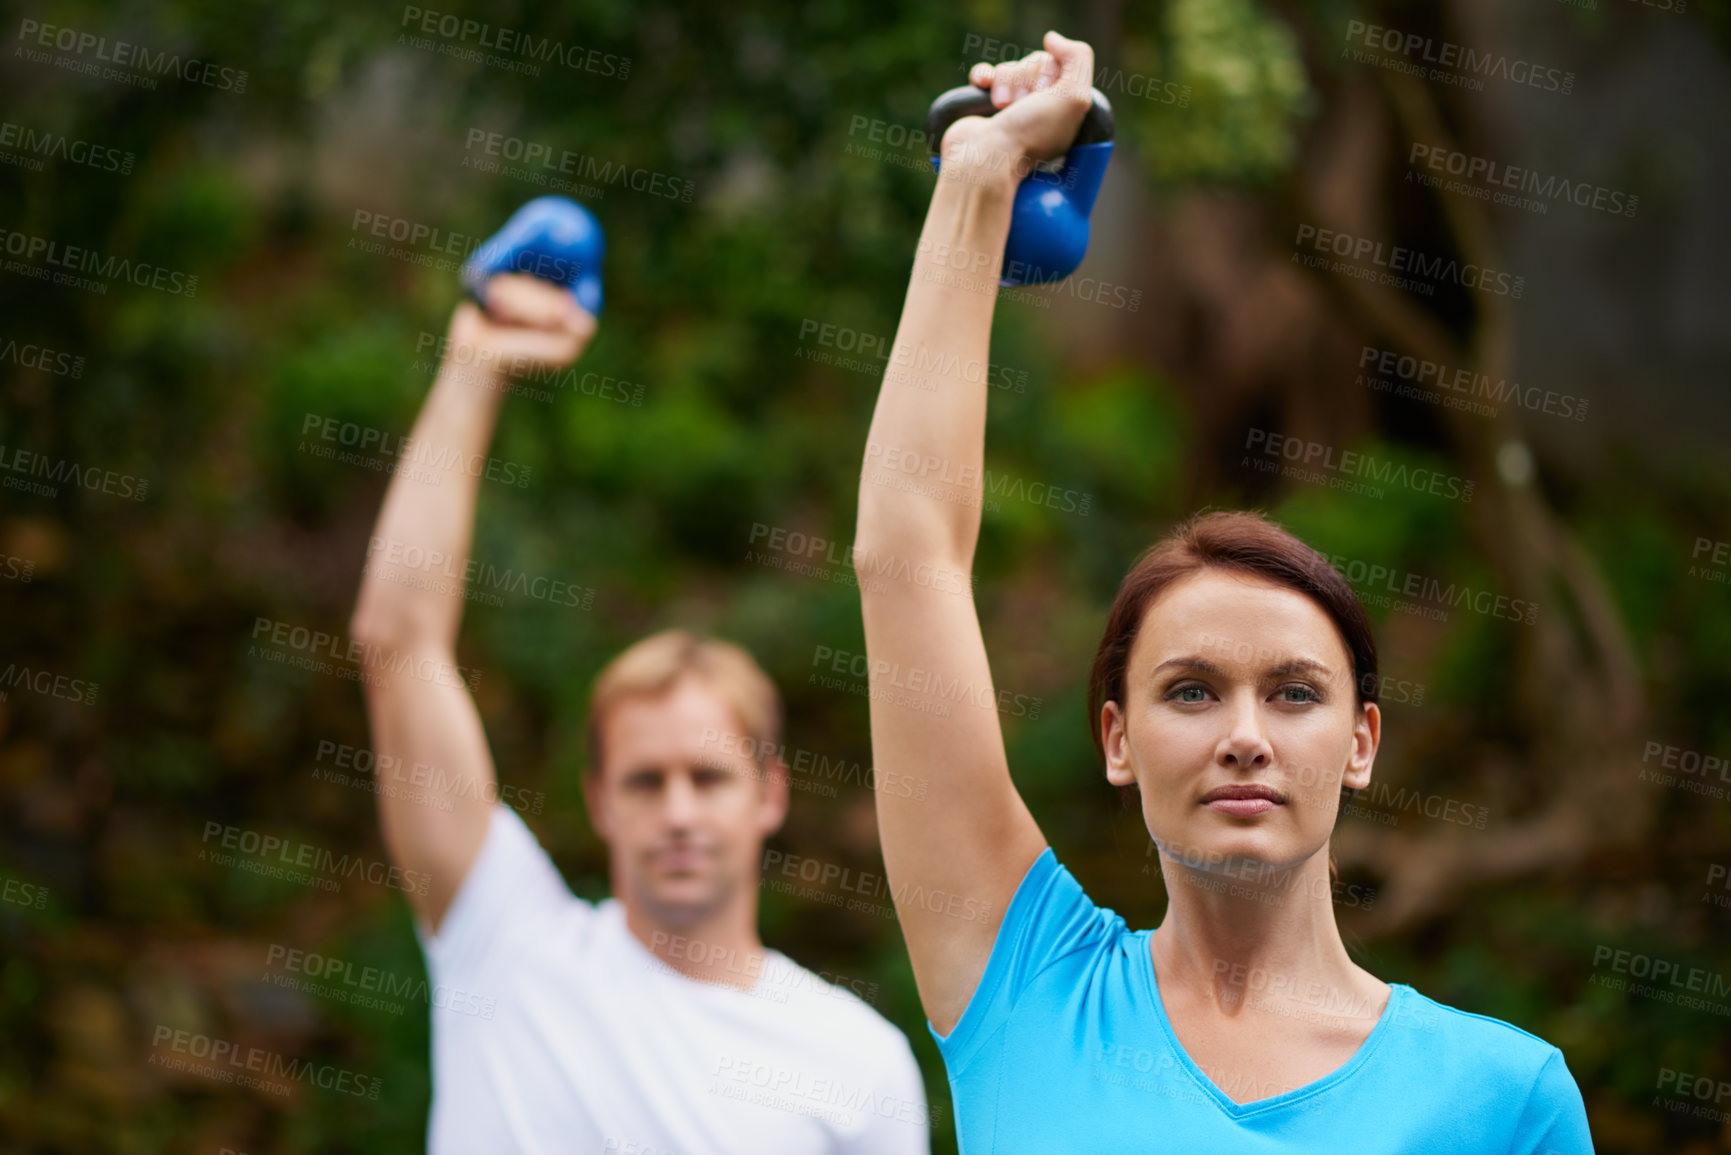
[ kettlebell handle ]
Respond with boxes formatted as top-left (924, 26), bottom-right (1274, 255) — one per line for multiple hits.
top-left (924, 84), bottom-right (1115, 160)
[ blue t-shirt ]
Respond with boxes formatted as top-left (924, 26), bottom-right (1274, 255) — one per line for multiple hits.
top-left (931, 848), bottom-right (1594, 1154)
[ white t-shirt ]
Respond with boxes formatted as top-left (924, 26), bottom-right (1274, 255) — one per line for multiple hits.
top-left (416, 805), bottom-right (932, 1155)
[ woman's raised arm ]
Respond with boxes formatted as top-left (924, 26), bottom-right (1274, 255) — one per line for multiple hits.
top-left (851, 32), bottom-right (1095, 1034)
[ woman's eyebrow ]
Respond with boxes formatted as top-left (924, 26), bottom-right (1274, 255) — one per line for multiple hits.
top-left (1151, 656), bottom-right (1334, 680)
top-left (1152, 656), bottom-right (1226, 678)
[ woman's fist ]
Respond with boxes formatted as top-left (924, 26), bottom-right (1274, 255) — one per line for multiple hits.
top-left (943, 31), bottom-right (1096, 178)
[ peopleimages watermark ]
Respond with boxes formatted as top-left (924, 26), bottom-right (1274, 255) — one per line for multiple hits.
top-left (645, 931), bottom-right (883, 1007)
top-left (462, 128), bottom-right (695, 204)
top-left (1194, 630), bottom-right (1428, 707)
top-left (1654, 1068), bottom-right (1730, 1126)
top-left (0, 120), bottom-right (134, 175)
top-left (1, 874), bottom-right (48, 910)
top-left (1638, 739), bottom-right (1731, 803)
top-left (1690, 537), bottom-right (1728, 586)
top-left (347, 209), bottom-right (482, 276)
top-left (200, 819), bottom-right (432, 897)
top-left (0, 442), bottom-right (149, 501)
top-left (0, 335), bottom-right (84, 379)
top-left (1145, 837), bottom-right (1378, 911)
top-left (958, 33), bottom-right (1193, 107)
top-left (1588, 946), bottom-right (1731, 1017)
top-left (863, 440), bottom-right (1094, 518)
top-left (0, 661), bottom-right (99, 706)
top-left (745, 521), bottom-right (974, 600)
top-left (1407, 143), bottom-right (1637, 218)
top-left (248, 615), bottom-right (481, 691)
top-left (842, 114), bottom-right (943, 177)
top-left (1705, 863), bottom-right (1731, 909)
top-left (148, 1026), bottom-right (380, 1099)
top-left (846, 110), bottom-right (1084, 192)
top-left (1092, 1040), bottom-right (1327, 1114)
top-left (362, 533), bottom-right (595, 611)
top-left (698, 725), bottom-right (929, 803)
top-left (1357, 344), bottom-right (1588, 423)
top-left (915, 234), bottom-right (1143, 312)
top-left (743, 522), bottom-right (887, 597)
top-left (1340, 19), bottom-right (1575, 95)
top-left (1293, 223), bottom-right (1524, 299)
top-left (809, 644), bottom-right (1044, 720)
top-left (397, 7), bottom-right (630, 80)
top-left (298, 411), bottom-right (531, 489)
top-left (1312, 547), bottom-right (1540, 627)
top-left (1242, 427), bottom-right (1475, 504)
top-left (15, 19), bottom-right (248, 92)
top-left (710, 1053), bottom-right (938, 1130)
top-left (412, 331), bottom-right (646, 407)
top-left (0, 227), bottom-right (198, 297)
top-left (312, 737), bottom-right (545, 816)
top-left (1342, 779), bottom-right (1487, 829)
top-left (264, 943), bottom-right (497, 1019)
top-left (795, 319), bottom-right (1029, 394)
top-left (762, 850), bottom-right (995, 927)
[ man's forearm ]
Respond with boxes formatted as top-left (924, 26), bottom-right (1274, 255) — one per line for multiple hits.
top-left (351, 352), bottom-right (508, 652)
top-left (856, 137), bottom-right (1023, 568)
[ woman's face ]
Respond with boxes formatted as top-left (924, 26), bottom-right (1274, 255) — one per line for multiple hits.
top-left (1103, 569), bottom-right (1379, 878)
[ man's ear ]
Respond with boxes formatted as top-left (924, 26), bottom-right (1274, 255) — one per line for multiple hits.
top-left (582, 767), bottom-right (611, 842)
top-left (757, 755), bottom-right (791, 837)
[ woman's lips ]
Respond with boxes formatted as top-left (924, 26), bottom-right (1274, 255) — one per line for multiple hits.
top-left (1199, 785), bottom-right (1285, 818)
top-left (1204, 797), bottom-right (1280, 818)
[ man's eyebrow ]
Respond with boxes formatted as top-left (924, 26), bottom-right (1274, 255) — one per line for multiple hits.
top-left (1152, 656), bottom-right (1335, 680)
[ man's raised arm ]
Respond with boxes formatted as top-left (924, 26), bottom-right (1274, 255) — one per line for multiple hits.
top-left (348, 276), bottom-right (594, 932)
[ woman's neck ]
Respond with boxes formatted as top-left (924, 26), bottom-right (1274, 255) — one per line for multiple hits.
top-left (1149, 848), bottom-right (1382, 1019)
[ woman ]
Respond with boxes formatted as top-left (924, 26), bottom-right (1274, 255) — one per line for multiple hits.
top-left (850, 31), bottom-right (1593, 1153)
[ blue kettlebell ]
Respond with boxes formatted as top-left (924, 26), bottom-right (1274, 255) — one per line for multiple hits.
top-left (461, 195), bottom-right (605, 316)
top-left (926, 85), bottom-right (1114, 287)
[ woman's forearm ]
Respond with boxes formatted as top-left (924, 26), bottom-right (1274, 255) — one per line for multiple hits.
top-left (855, 132), bottom-right (1027, 572)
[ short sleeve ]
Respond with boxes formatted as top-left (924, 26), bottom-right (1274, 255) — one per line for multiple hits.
top-left (839, 1032), bottom-right (932, 1155)
top-left (1513, 1048), bottom-right (1595, 1155)
top-left (415, 804), bottom-right (585, 988)
top-left (929, 847), bottom-right (1121, 1075)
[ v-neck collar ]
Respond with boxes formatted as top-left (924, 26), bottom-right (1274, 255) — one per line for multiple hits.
top-left (1135, 929), bottom-right (1403, 1118)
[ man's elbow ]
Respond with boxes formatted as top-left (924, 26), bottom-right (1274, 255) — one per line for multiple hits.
top-left (349, 599), bottom-right (447, 664)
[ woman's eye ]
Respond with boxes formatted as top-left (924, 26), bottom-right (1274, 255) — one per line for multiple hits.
top-left (1278, 684), bottom-right (1321, 704)
top-left (1169, 685), bottom-right (1208, 704)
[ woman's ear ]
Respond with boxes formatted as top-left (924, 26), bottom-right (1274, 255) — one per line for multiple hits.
top-left (1342, 701), bottom-right (1380, 791)
top-left (1103, 701), bottom-right (1136, 787)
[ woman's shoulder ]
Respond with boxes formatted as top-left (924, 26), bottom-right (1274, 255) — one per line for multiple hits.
top-left (1388, 983), bottom-right (1568, 1079)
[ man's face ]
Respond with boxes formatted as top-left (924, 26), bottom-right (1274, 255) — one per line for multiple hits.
top-left (585, 675), bottom-right (788, 928)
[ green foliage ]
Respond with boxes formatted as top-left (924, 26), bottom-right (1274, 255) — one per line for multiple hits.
top-left (1, 1), bottom-right (1725, 1152)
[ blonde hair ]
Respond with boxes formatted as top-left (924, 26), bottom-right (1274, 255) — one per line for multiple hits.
top-left (584, 629), bottom-right (781, 777)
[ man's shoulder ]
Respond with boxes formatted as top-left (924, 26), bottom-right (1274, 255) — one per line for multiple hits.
top-left (762, 951), bottom-right (909, 1049)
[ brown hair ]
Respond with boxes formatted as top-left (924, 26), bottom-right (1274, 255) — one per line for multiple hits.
top-left (1087, 509), bottom-right (1378, 812)
top-left (584, 629), bottom-right (782, 778)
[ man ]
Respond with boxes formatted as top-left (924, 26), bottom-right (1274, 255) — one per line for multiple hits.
top-left (348, 268), bottom-right (929, 1154)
